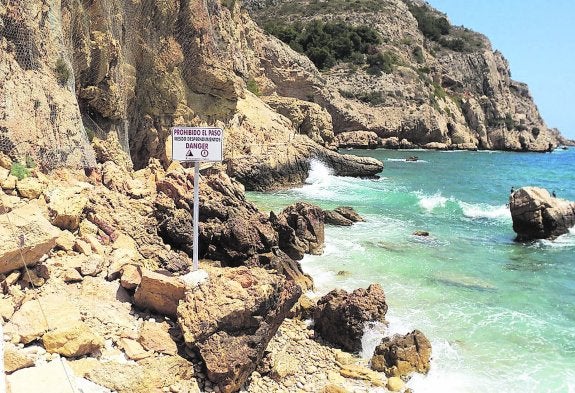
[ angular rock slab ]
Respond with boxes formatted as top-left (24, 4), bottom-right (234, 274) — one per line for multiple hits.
top-left (371, 329), bottom-right (432, 378)
top-left (313, 284), bottom-right (388, 353)
top-left (177, 266), bottom-right (301, 393)
top-left (0, 203), bottom-right (61, 274)
top-left (7, 359), bottom-right (82, 393)
top-left (510, 187), bottom-right (575, 240)
top-left (4, 293), bottom-right (81, 344)
top-left (133, 268), bottom-right (186, 318)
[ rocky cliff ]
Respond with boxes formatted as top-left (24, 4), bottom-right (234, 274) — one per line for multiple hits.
top-left (246, 0), bottom-right (564, 152)
top-left (0, 0), bottom-right (381, 190)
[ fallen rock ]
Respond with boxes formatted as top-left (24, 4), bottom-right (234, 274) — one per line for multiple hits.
top-left (55, 230), bottom-right (76, 251)
top-left (334, 207), bottom-right (364, 223)
top-left (387, 376), bottom-right (406, 392)
top-left (4, 294), bottom-right (81, 344)
top-left (16, 176), bottom-right (45, 199)
top-left (270, 352), bottom-right (300, 380)
top-left (42, 321), bottom-right (105, 357)
top-left (137, 320), bottom-right (177, 355)
top-left (177, 266), bottom-right (301, 393)
top-left (46, 189), bottom-right (89, 231)
top-left (63, 268), bottom-right (83, 283)
top-left (0, 203), bottom-right (61, 275)
top-left (272, 202), bottom-right (325, 260)
top-left (371, 329), bottom-right (432, 378)
top-left (7, 359), bottom-right (82, 393)
top-left (510, 187), bottom-right (575, 240)
top-left (133, 268), bottom-right (186, 317)
top-left (0, 296), bottom-right (15, 320)
top-left (324, 210), bottom-right (353, 226)
top-left (321, 384), bottom-right (350, 393)
top-left (117, 338), bottom-right (151, 360)
top-left (313, 284), bottom-right (388, 353)
top-left (120, 264), bottom-right (142, 290)
top-left (86, 356), bottom-right (195, 393)
top-left (4, 343), bottom-right (35, 373)
top-left (339, 364), bottom-right (384, 387)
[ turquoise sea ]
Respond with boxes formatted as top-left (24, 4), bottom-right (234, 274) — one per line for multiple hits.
top-left (247, 148), bottom-right (575, 393)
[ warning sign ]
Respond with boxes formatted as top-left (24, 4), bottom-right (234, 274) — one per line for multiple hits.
top-left (171, 127), bottom-right (224, 162)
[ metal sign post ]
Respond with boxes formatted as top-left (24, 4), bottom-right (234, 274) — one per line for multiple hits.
top-left (171, 126), bottom-right (224, 271)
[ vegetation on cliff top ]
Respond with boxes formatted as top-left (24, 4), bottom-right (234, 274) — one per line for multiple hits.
top-left (264, 19), bottom-right (381, 69)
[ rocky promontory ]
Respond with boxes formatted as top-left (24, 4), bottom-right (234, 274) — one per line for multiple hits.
top-left (510, 187), bottom-right (575, 241)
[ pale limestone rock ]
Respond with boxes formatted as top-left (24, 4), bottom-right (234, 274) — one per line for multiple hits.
top-left (4, 293), bottom-right (81, 344)
top-left (16, 177), bottom-right (45, 199)
top-left (137, 320), bottom-right (178, 355)
top-left (63, 268), bottom-right (83, 283)
top-left (0, 203), bottom-right (61, 274)
top-left (117, 338), bottom-right (151, 360)
top-left (321, 384), bottom-right (349, 393)
top-left (74, 238), bottom-right (93, 256)
top-left (0, 296), bottom-right (15, 320)
top-left (7, 359), bottom-right (79, 393)
top-left (120, 264), bottom-right (141, 290)
top-left (0, 152), bottom-right (12, 169)
top-left (133, 268), bottom-right (185, 317)
top-left (4, 343), bottom-right (34, 373)
top-left (55, 230), bottom-right (76, 251)
top-left (387, 376), bottom-right (405, 392)
top-left (84, 234), bottom-right (105, 255)
top-left (79, 219), bottom-right (99, 238)
top-left (339, 364), bottom-right (384, 387)
top-left (1, 175), bottom-right (17, 190)
top-left (42, 321), bottom-right (105, 357)
top-left (86, 356), bottom-right (195, 393)
top-left (271, 352), bottom-right (300, 379)
top-left (47, 190), bottom-right (88, 231)
top-left (79, 255), bottom-right (105, 277)
top-left (0, 166), bottom-right (9, 182)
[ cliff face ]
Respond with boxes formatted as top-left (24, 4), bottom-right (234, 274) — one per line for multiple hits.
top-left (246, 0), bottom-right (561, 151)
top-left (1, 0), bottom-right (381, 189)
top-left (0, 0), bottom-right (562, 189)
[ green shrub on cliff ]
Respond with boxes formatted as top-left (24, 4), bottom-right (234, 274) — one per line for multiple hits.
top-left (264, 19), bottom-right (381, 70)
top-left (366, 51), bottom-right (398, 75)
top-left (408, 4), bottom-right (450, 41)
top-left (247, 78), bottom-right (261, 96)
top-left (55, 58), bottom-right (70, 86)
top-left (10, 162), bottom-right (30, 180)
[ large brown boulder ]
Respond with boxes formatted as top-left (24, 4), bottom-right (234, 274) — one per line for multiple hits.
top-left (177, 266), bottom-right (301, 393)
top-left (155, 170), bottom-right (312, 289)
top-left (510, 187), bottom-right (575, 241)
top-left (313, 284), bottom-right (388, 353)
top-left (324, 206), bottom-right (364, 226)
top-left (272, 202), bottom-right (325, 260)
top-left (371, 330), bottom-right (432, 378)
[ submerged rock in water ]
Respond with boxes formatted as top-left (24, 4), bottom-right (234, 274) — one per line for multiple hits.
top-left (313, 284), bottom-right (388, 353)
top-left (509, 187), bottom-right (575, 241)
top-left (371, 329), bottom-right (432, 378)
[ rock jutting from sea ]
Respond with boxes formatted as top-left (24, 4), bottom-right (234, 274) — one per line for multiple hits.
top-left (509, 187), bottom-right (575, 241)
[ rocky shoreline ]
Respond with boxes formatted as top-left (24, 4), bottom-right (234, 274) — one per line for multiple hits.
top-left (1, 146), bottom-right (432, 393)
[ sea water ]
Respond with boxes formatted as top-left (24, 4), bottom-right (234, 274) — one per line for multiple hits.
top-left (246, 148), bottom-right (575, 393)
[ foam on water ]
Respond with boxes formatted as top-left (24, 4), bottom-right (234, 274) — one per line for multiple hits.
top-left (459, 201), bottom-right (511, 221)
top-left (415, 191), bottom-right (451, 211)
top-left (532, 227), bottom-right (575, 249)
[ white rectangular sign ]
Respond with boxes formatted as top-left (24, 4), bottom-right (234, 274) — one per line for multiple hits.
top-left (171, 126), bottom-right (224, 162)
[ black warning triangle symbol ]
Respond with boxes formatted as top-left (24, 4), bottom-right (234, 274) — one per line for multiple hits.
top-left (186, 150), bottom-right (194, 157)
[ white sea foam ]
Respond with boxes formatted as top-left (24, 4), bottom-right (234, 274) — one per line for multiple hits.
top-left (416, 192), bottom-right (450, 211)
top-left (459, 201), bottom-right (511, 220)
top-left (533, 227), bottom-right (575, 249)
top-left (305, 159), bottom-right (333, 185)
top-left (359, 321), bottom-right (387, 359)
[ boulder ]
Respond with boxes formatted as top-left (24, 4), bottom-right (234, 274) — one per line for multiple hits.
top-left (313, 284), bottom-right (388, 353)
top-left (4, 294), bottom-right (81, 344)
top-left (371, 329), bottom-right (432, 378)
top-left (46, 189), bottom-right (89, 231)
top-left (0, 203), bottom-right (61, 274)
top-left (324, 210), bottom-right (353, 226)
top-left (4, 343), bottom-right (35, 373)
top-left (42, 321), bottom-right (105, 357)
top-left (338, 364), bottom-right (384, 386)
top-left (177, 266), bottom-right (301, 393)
top-left (117, 338), bottom-right (151, 360)
top-left (324, 206), bottom-right (364, 226)
top-left (137, 320), bottom-right (177, 355)
top-left (16, 176), bottom-right (46, 199)
top-left (120, 264), bottom-right (142, 290)
top-left (334, 207), bottom-right (364, 223)
top-left (133, 268), bottom-right (186, 317)
top-left (510, 187), bottom-right (575, 240)
top-left (85, 356), bottom-right (195, 393)
top-left (272, 202), bottom-right (325, 260)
